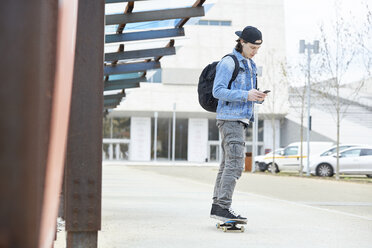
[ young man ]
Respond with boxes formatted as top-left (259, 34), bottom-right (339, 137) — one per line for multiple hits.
top-left (211, 26), bottom-right (267, 222)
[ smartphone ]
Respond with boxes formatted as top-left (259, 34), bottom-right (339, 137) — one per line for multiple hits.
top-left (263, 90), bottom-right (271, 94)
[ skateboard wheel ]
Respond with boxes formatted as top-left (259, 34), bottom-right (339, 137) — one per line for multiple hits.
top-left (216, 223), bottom-right (220, 229)
top-left (222, 227), bottom-right (227, 232)
top-left (241, 226), bottom-right (245, 232)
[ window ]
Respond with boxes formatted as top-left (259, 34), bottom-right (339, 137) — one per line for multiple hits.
top-left (361, 149), bottom-right (372, 156)
top-left (320, 146), bottom-right (353, 156)
top-left (198, 20), bottom-right (208, 25)
top-left (102, 117), bottom-right (130, 139)
top-left (151, 118), bottom-right (171, 160)
top-left (341, 149), bottom-right (361, 157)
top-left (175, 119), bottom-right (188, 160)
top-left (244, 120), bottom-right (264, 141)
top-left (221, 21), bottom-right (232, 26)
top-left (208, 119), bottom-right (219, 140)
top-left (284, 146), bottom-right (298, 156)
top-left (274, 149), bottom-right (283, 155)
top-left (196, 20), bottom-right (232, 26)
top-left (209, 20), bottom-right (219, 26)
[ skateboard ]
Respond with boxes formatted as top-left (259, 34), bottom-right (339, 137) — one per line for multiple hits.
top-left (216, 219), bottom-right (247, 232)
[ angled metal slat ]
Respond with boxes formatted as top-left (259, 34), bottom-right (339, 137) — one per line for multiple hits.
top-left (176, 0), bottom-right (206, 28)
top-left (105, 81), bottom-right (140, 91)
top-left (106, 7), bottom-right (204, 25)
top-left (117, 1), bottom-right (134, 33)
top-left (104, 61), bottom-right (160, 75)
top-left (154, 39), bottom-right (174, 62)
top-left (105, 47), bottom-right (175, 61)
top-left (106, 0), bottom-right (147, 3)
top-left (104, 103), bottom-right (119, 109)
top-left (104, 76), bottom-right (146, 91)
top-left (105, 28), bottom-right (185, 43)
top-left (104, 98), bottom-right (122, 104)
top-left (104, 99), bottom-right (121, 108)
top-left (104, 93), bottom-right (126, 100)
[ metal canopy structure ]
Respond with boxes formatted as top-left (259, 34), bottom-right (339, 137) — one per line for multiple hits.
top-left (103, 0), bottom-right (206, 110)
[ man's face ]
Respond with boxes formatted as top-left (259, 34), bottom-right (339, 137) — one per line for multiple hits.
top-left (241, 41), bottom-right (261, 59)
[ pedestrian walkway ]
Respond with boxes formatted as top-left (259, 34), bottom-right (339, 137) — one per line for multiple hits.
top-left (55, 164), bottom-right (372, 248)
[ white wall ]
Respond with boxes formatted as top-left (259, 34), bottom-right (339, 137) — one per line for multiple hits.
top-left (129, 117), bottom-right (151, 161)
top-left (187, 118), bottom-right (208, 162)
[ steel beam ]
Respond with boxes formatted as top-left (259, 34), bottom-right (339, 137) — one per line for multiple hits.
top-left (67, 232), bottom-right (97, 248)
top-left (104, 98), bottom-right (122, 108)
top-left (105, 28), bottom-right (185, 43)
top-left (105, 81), bottom-right (139, 90)
top-left (106, 0), bottom-right (147, 3)
top-left (104, 93), bottom-right (126, 100)
top-left (104, 61), bottom-right (160, 75)
top-left (104, 103), bottom-right (120, 109)
top-left (0, 1), bottom-right (58, 247)
top-left (116, 1), bottom-right (133, 34)
top-left (105, 47), bottom-right (175, 61)
top-left (176, 0), bottom-right (206, 27)
top-left (106, 6), bottom-right (205, 25)
top-left (39, 0), bottom-right (77, 247)
top-left (104, 77), bottom-right (145, 91)
top-left (155, 39), bottom-right (174, 62)
top-left (103, 98), bottom-right (122, 105)
top-left (65, 0), bottom-right (104, 247)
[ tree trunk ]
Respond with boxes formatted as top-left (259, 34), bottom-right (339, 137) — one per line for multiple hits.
top-left (272, 116), bottom-right (276, 174)
top-left (336, 83), bottom-right (340, 180)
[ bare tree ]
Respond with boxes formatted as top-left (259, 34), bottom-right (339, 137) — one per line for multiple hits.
top-left (359, 1), bottom-right (372, 76)
top-left (287, 63), bottom-right (307, 176)
top-left (260, 50), bottom-right (288, 174)
top-left (314, 3), bottom-right (367, 179)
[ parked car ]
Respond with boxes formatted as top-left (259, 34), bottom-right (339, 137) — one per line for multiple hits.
top-left (302, 144), bottom-right (360, 172)
top-left (265, 142), bottom-right (334, 173)
top-left (318, 144), bottom-right (360, 157)
top-left (308, 146), bottom-right (372, 177)
top-left (255, 148), bottom-right (284, 172)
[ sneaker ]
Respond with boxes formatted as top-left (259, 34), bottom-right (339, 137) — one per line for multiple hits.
top-left (214, 205), bottom-right (247, 222)
top-left (210, 204), bottom-right (219, 218)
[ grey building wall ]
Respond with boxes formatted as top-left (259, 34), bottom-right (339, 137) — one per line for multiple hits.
top-left (280, 118), bottom-right (334, 147)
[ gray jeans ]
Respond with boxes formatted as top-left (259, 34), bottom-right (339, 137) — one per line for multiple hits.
top-left (213, 120), bottom-right (246, 209)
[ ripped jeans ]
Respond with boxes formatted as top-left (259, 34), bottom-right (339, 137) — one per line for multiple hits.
top-left (213, 120), bottom-right (246, 209)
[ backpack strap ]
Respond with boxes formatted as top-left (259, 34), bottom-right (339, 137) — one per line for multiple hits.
top-left (226, 54), bottom-right (239, 89)
top-left (222, 54), bottom-right (240, 106)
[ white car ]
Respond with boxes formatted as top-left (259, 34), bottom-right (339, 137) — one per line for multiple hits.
top-left (318, 144), bottom-right (360, 157)
top-left (308, 146), bottom-right (372, 177)
top-left (302, 144), bottom-right (360, 173)
top-left (265, 142), bottom-right (333, 173)
top-left (255, 148), bottom-right (284, 172)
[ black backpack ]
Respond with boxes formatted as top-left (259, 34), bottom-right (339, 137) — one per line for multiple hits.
top-left (198, 54), bottom-right (239, 112)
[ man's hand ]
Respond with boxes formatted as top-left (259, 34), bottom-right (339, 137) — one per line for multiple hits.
top-left (247, 89), bottom-right (267, 102)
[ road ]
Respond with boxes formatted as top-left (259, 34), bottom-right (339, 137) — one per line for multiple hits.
top-left (55, 164), bottom-right (372, 248)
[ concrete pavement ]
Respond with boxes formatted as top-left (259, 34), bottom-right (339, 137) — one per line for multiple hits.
top-left (55, 164), bottom-right (372, 248)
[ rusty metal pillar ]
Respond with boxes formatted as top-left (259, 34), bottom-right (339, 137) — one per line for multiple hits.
top-left (65, 0), bottom-right (105, 247)
top-left (0, 1), bottom-right (57, 247)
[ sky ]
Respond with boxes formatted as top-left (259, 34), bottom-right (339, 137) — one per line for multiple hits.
top-left (105, 0), bottom-right (371, 84)
top-left (284, 0), bottom-right (371, 83)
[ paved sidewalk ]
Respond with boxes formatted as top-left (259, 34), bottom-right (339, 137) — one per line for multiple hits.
top-left (55, 164), bottom-right (372, 248)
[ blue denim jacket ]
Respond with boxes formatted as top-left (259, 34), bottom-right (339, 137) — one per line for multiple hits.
top-left (212, 49), bottom-right (257, 121)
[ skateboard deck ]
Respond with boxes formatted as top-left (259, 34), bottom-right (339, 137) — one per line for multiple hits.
top-left (216, 219), bottom-right (247, 232)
